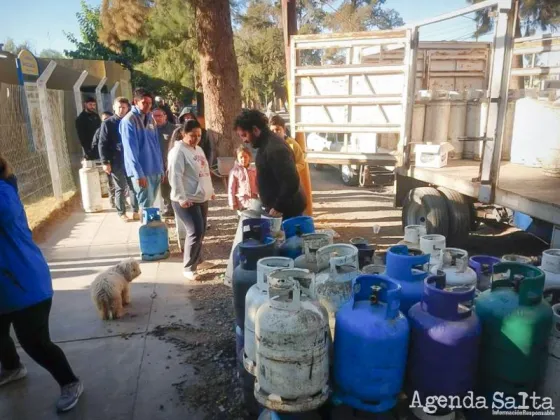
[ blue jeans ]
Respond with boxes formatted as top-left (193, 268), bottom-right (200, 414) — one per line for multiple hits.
top-left (111, 163), bottom-right (138, 215)
top-left (130, 174), bottom-right (162, 209)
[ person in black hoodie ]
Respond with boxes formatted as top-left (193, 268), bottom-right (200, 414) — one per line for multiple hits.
top-left (75, 96), bottom-right (102, 160)
top-left (98, 97), bottom-right (139, 222)
top-left (234, 109), bottom-right (306, 220)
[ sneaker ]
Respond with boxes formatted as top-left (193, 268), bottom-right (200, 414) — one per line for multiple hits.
top-left (0, 365), bottom-right (27, 387)
top-left (183, 271), bottom-right (199, 281)
top-left (119, 214), bottom-right (130, 223)
top-left (132, 212), bottom-right (140, 221)
top-left (56, 380), bottom-right (84, 412)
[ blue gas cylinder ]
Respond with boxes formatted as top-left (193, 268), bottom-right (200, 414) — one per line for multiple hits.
top-left (407, 271), bottom-right (481, 416)
top-left (280, 216), bottom-right (315, 259)
top-left (139, 208), bottom-right (169, 261)
top-left (233, 218), bottom-right (272, 268)
top-left (333, 275), bottom-right (409, 413)
top-left (468, 255), bottom-right (501, 292)
top-left (385, 245), bottom-right (430, 315)
top-left (233, 237), bottom-right (277, 330)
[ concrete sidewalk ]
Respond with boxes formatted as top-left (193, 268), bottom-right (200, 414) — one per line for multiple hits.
top-left (0, 207), bottom-right (205, 420)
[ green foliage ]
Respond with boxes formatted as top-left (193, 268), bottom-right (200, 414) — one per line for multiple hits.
top-left (3, 38), bottom-right (35, 55)
top-left (64, 0), bottom-right (142, 71)
top-left (325, 0), bottom-right (404, 32)
top-left (132, 0), bottom-right (199, 101)
top-left (235, 0), bottom-right (286, 105)
top-left (39, 49), bottom-right (66, 59)
top-left (468, 0), bottom-right (560, 37)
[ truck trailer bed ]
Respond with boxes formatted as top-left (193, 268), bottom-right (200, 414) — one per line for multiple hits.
top-left (407, 160), bottom-right (560, 225)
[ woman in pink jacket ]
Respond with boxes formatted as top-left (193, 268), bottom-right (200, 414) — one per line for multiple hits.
top-left (228, 145), bottom-right (259, 211)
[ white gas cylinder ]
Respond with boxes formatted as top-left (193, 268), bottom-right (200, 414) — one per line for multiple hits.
top-left (420, 234), bottom-right (446, 266)
top-left (540, 249), bottom-right (560, 290)
top-left (255, 275), bottom-right (330, 412)
top-left (79, 160), bottom-right (103, 213)
top-left (542, 303), bottom-right (560, 410)
top-left (362, 264), bottom-right (386, 275)
top-left (398, 225), bottom-right (427, 250)
top-left (244, 257), bottom-right (294, 376)
top-left (294, 233), bottom-right (333, 273)
top-left (314, 244), bottom-right (360, 338)
top-left (502, 254), bottom-right (532, 264)
top-left (430, 247), bottom-right (477, 287)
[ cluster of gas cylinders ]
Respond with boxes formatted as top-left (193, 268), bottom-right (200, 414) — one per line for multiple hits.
top-left (231, 217), bottom-right (560, 419)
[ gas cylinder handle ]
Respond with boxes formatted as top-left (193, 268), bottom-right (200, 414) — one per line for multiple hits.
top-left (491, 263), bottom-right (545, 306)
top-left (268, 277), bottom-right (301, 310)
top-left (352, 274), bottom-right (401, 320)
top-left (257, 257), bottom-right (294, 288)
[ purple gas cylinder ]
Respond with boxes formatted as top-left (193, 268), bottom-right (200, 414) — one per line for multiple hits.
top-left (407, 271), bottom-right (481, 418)
top-left (468, 255), bottom-right (501, 292)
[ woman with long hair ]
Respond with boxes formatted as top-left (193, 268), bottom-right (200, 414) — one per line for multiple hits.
top-left (167, 120), bottom-right (215, 280)
top-left (0, 154), bottom-right (83, 412)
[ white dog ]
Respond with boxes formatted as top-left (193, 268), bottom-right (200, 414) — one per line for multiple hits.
top-left (91, 258), bottom-right (142, 320)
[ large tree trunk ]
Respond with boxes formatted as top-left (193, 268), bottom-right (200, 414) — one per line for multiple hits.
top-left (194, 0), bottom-right (242, 158)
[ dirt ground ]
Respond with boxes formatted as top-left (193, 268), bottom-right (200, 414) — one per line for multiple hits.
top-left (148, 166), bottom-right (549, 419)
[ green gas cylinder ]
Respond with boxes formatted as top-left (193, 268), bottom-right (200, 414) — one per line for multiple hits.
top-left (475, 262), bottom-right (552, 397)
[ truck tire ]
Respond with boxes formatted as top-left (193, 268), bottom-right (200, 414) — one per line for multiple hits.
top-left (437, 187), bottom-right (472, 247)
top-left (402, 187), bottom-right (449, 237)
top-left (341, 165), bottom-right (358, 186)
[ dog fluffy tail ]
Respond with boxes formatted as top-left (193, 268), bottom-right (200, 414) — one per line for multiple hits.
top-left (94, 290), bottom-right (114, 320)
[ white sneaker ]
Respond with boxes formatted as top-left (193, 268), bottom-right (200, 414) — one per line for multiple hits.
top-left (56, 380), bottom-right (84, 412)
top-left (0, 365), bottom-right (27, 387)
top-left (183, 271), bottom-right (199, 281)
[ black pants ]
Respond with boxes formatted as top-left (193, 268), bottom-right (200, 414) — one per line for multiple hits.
top-left (160, 179), bottom-right (173, 215)
top-left (172, 201), bottom-right (208, 272)
top-left (0, 298), bottom-right (78, 387)
top-left (111, 163), bottom-right (138, 216)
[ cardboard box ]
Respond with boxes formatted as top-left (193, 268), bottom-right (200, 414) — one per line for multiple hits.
top-left (415, 143), bottom-right (454, 168)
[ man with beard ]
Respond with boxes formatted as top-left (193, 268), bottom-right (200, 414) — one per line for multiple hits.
top-left (234, 109), bottom-right (305, 220)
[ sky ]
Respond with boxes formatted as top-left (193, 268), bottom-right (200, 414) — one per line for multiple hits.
top-left (0, 0), bottom-right (490, 54)
top-left (1, 0), bottom-right (558, 54)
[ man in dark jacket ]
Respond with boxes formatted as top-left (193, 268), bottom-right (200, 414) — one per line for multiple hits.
top-left (234, 109), bottom-right (306, 219)
top-left (98, 97), bottom-right (139, 222)
top-left (153, 107), bottom-right (177, 217)
top-left (75, 96), bottom-right (101, 160)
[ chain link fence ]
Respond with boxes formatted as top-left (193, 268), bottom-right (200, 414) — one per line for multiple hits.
top-left (0, 83), bottom-right (81, 228)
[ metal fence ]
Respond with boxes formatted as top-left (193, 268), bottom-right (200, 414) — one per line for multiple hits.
top-left (0, 83), bottom-right (80, 205)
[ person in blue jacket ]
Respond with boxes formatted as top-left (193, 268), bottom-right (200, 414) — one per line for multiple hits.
top-left (119, 87), bottom-right (164, 209)
top-left (0, 154), bottom-right (83, 412)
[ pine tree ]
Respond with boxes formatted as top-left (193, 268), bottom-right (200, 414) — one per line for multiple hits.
top-left (468, 0), bottom-right (560, 88)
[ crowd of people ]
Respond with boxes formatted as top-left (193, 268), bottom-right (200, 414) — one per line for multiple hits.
top-left (75, 88), bottom-right (308, 281)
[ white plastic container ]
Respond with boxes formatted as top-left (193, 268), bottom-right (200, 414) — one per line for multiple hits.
top-left (244, 257), bottom-right (294, 376)
top-left (255, 275), bottom-right (330, 412)
top-left (79, 160), bottom-right (103, 213)
top-left (540, 249), bottom-right (560, 290)
top-left (398, 225), bottom-right (427, 250)
top-left (420, 234), bottom-right (446, 266)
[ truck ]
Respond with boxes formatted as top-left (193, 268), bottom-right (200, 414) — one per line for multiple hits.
top-left (289, 0), bottom-right (560, 247)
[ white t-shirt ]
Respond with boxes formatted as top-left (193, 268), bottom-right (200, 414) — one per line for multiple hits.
top-left (168, 142), bottom-right (214, 204)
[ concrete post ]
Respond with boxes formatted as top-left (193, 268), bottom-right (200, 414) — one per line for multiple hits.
top-left (95, 77), bottom-right (107, 113)
top-left (37, 61), bottom-right (63, 200)
top-left (73, 70), bottom-right (88, 117)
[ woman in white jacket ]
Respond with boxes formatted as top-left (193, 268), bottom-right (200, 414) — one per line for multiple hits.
top-left (168, 119), bottom-right (215, 280)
